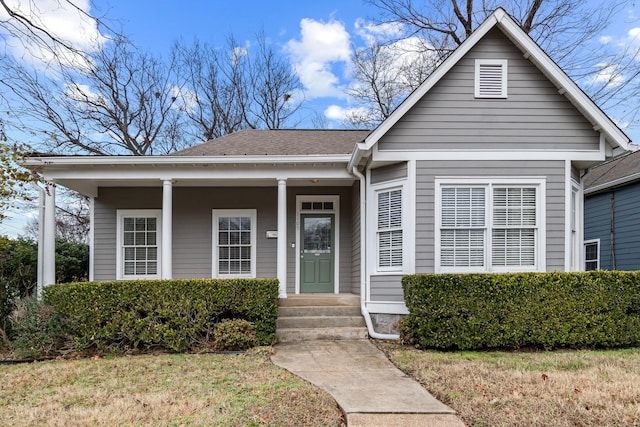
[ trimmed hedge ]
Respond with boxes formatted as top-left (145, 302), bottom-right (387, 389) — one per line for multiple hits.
top-left (43, 278), bottom-right (279, 352)
top-left (402, 271), bottom-right (640, 350)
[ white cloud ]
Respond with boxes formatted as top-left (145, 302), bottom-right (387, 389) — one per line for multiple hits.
top-left (170, 85), bottom-right (198, 113)
top-left (600, 35), bottom-right (613, 44)
top-left (354, 18), bottom-right (404, 43)
top-left (324, 104), bottom-right (368, 122)
top-left (0, 0), bottom-right (106, 69)
top-left (285, 18), bottom-right (351, 99)
top-left (591, 63), bottom-right (624, 87)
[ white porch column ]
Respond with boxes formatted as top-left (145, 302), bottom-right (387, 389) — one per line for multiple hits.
top-left (277, 179), bottom-right (287, 298)
top-left (162, 179), bottom-right (173, 279)
top-left (43, 181), bottom-right (56, 288)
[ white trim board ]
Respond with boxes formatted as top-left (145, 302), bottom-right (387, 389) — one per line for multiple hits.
top-left (294, 195), bottom-right (341, 295)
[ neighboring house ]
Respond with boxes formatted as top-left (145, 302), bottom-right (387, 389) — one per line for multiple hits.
top-left (584, 150), bottom-right (640, 271)
top-left (25, 8), bottom-right (630, 337)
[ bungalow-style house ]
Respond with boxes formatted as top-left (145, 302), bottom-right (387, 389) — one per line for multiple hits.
top-left (25, 8), bottom-right (630, 338)
top-left (584, 150), bottom-right (640, 271)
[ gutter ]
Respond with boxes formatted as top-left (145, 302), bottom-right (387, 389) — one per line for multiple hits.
top-left (351, 167), bottom-right (400, 340)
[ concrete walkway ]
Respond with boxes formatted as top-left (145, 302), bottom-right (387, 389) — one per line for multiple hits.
top-left (271, 339), bottom-right (465, 426)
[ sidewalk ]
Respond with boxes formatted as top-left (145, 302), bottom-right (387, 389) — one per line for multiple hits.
top-left (271, 339), bottom-right (465, 427)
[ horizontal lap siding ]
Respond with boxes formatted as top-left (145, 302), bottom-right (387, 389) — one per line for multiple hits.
top-left (370, 275), bottom-right (404, 302)
top-left (415, 160), bottom-right (566, 272)
top-left (378, 28), bottom-right (600, 152)
top-left (172, 187), bottom-right (278, 279)
top-left (370, 162), bottom-right (408, 184)
top-left (607, 185), bottom-right (640, 270)
top-left (95, 186), bottom-right (353, 287)
top-left (94, 188), bottom-right (162, 281)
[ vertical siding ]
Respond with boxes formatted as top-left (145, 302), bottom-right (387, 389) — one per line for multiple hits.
top-left (378, 29), bottom-right (600, 151)
top-left (610, 185), bottom-right (640, 270)
top-left (370, 162), bottom-right (408, 184)
top-left (585, 192), bottom-right (612, 270)
top-left (587, 185), bottom-right (640, 271)
top-left (415, 160), bottom-right (566, 273)
top-left (94, 186), bottom-right (354, 289)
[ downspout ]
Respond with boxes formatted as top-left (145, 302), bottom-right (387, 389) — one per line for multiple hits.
top-left (31, 182), bottom-right (45, 299)
top-left (351, 166), bottom-right (400, 340)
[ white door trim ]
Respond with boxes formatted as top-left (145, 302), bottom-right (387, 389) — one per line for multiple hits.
top-left (295, 195), bottom-right (340, 294)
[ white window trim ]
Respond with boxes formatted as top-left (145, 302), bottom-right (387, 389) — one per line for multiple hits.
top-left (116, 209), bottom-right (162, 280)
top-left (294, 195), bottom-right (340, 294)
top-left (212, 209), bottom-right (257, 278)
top-left (368, 177), bottom-right (412, 275)
top-left (435, 177), bottom-right (546, 273)
top-left (584, 239), bottom-right (600, 271)
top-left (475, 59), bottom-right (508, 98)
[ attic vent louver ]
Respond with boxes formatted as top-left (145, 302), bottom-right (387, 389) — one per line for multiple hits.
top-left (475, 59), bottom-right (508, 98)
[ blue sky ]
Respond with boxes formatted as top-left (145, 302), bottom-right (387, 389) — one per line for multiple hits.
top-left (1, 0), bottom-right (639, 237)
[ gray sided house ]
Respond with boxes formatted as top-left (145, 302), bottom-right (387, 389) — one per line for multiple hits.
top-left (584, 150), bottom-right (640, 271)
top-left (26, 9), bottom-right (630, 337)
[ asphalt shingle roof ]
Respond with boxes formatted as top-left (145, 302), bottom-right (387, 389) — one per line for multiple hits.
top-left (584, 150), bottom-right (640, 191)
top-left (171, 129), bottom-right (371, 156)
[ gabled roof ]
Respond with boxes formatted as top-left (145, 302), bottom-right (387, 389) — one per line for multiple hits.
top-left (350, 7), bottom-right (630, 169)
top-left (173, 129), bottom-right (370, 156)
top-left (584, 149), bottom-right (640, 194)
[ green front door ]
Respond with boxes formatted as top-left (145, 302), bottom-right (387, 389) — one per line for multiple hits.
top-left (300, 214), bottom-right (335, 293)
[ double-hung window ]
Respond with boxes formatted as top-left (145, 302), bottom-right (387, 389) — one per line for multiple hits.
top-left (437, 179), bottom-right (543, 273)
top-left (212, 210), bottom-right (257, 277)
top-left (584, 240), bottom-right (599, 271)
top-left (116, 210), bottom-right (162, 279)
top-left (376, 187), bottom-right (403, 270)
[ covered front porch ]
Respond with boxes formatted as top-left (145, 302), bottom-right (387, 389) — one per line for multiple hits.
top-left (28, 155), bottom-right (360, 299)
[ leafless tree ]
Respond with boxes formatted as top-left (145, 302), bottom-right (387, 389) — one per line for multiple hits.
top-left (351, 0), bottom-right (637, 127)
top-left (174, 33), bottom-right (303, 141)
top-left (248, 33), bottom-right (303, 129)
top-left (173, 37), bottom-right (251, 141)
top-left (2, 36), bottom-right (187, 155)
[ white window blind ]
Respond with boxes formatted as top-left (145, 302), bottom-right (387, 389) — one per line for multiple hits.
top-left (438, 183), bottom-right (540, 272)
top-left (440, 187), bottom-right (485, 267)
top-left (492, 187), bottom-right (536, 267)
top-left (377, 188), bottom-right (403, 269)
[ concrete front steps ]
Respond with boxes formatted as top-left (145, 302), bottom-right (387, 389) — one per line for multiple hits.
top-left (276, 294), bottom-right (368, 342)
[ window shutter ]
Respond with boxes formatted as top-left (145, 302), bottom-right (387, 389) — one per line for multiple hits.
top-left (377, 188), bottom-right (403, 269)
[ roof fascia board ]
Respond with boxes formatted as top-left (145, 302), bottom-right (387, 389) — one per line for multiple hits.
top-left (584, 172), bottom-right (640, 195)
top-left (496, 16), bottom-right (630, 151)
top-left (24, 154), bottom-right (351, 167)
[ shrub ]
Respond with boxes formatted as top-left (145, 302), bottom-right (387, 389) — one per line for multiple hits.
top-left (402, 271), bottom-right (640, 351)
top-left (43, 278), bottom-right (279, 353)
top-left (0, 236), bottom-right (88, 339)
top-left (213, 319), bottom-right (258, 351)
top-left (8, 296), bottom-right (71, 359)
